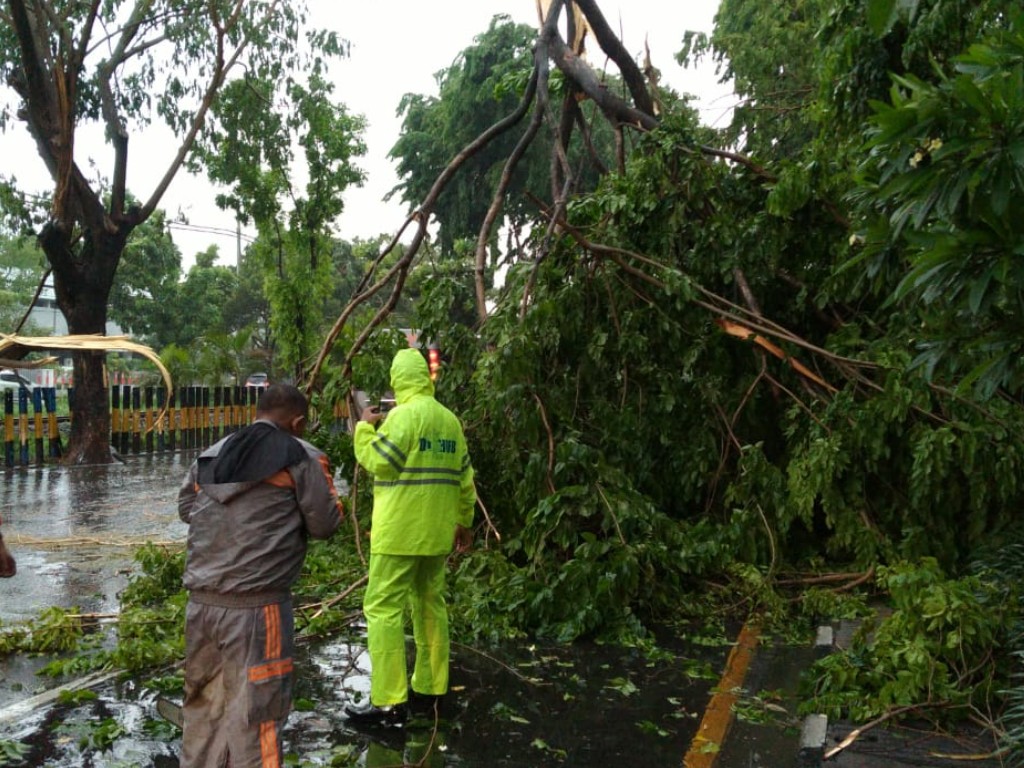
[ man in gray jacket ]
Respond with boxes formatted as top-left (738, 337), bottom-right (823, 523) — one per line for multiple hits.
top-left (178, 384), bottom-right (343, 767)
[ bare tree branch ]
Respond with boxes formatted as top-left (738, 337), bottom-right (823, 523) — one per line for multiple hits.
top-left (8, 1), bottom-right (63, 175)
top-left (73, 0), bottom-right (102, 70)
top-left (544, 26), bottom-right (658, 131)
top-left (95, 1), bottom-right (148, 219)
top-left (13, 267), bottom-right (52, 333)
top-left (574, 0), bottom-right (655, 115)
top-left (85, 6), bottom-right (182, 59)
top-left (139, 0), bottom-right (264, 221)
top-left (572, 100), bottom-right (609, 176)
top-left (474, 37), bottom-right (549, 324)
top-left (698, 144), bottom-right (774, 179)
top-left (308, 41), bottom-right (544, 388)
top-left (8, 0), bottom-right (106, 230)
top-left (733, 268), bottom-right (763, 317)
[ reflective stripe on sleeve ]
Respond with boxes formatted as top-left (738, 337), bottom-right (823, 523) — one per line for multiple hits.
top-left (371, 435), bottom-right (407, 472)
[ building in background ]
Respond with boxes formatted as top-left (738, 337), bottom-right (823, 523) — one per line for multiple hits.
top-left (4, 275), bottom-right (126, 388)
top-left (24, 279), bottom-right (123, 337)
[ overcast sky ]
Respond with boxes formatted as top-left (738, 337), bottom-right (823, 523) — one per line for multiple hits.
top-left (3, 1), bottom-right (731, 266)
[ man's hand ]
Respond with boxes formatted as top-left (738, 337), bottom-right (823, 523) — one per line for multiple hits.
top-left (0, 534), bottom-right (16, 578)
top-left (360, 405), bottom-right (384, 427)
top-left (454, 525), bottom-right (473, 554)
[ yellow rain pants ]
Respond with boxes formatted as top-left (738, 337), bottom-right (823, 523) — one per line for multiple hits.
top-left (364, 552), bottom-right (449, 706)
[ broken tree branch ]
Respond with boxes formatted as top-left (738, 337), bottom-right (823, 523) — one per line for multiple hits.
top-left (824, 703), bottom-right (952, 761)
top-left (475, 47), bottom-right (546, 324)
top-left (574, 0), bottom-right (655, 115)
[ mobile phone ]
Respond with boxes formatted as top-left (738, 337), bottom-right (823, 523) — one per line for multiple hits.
top-left (379, 397), bottom-right (396, 414)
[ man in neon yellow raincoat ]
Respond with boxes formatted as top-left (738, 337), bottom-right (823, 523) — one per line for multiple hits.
top-left (345, 348), bottom-right (476, 726)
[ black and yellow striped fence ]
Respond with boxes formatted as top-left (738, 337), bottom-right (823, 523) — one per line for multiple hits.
top-left (108, 385), bottom-right (266, 458)
top-left (2, 387), bottom-right (62, 468)
top-left (2, 385), bottom-right (272, 468)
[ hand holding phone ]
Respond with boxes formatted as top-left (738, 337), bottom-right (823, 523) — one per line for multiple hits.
top-left (360, 404), bottom-right (384, 426)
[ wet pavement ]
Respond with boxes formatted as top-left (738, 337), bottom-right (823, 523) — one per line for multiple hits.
top-left (0, 628), bottom-right (732, 767)
top-left (0, 453), bottom-right (191, 625)
top-left (0, 454), bottom-right (988, 767)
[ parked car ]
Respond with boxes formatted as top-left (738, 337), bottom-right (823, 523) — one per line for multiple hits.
top-left (0, 369), bottom-right (34, 392)
top-left (244, 372), bottom-right (269, 388)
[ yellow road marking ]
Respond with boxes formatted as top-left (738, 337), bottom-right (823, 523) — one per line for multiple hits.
top-left (683, 620), bottom-right (761, 768)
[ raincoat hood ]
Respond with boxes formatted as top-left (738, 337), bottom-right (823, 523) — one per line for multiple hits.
top-left (390, 347), bottom-right (434, 404)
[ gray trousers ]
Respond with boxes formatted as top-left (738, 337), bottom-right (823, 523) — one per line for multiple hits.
top-left (182, 597), bottom-right (294, 768)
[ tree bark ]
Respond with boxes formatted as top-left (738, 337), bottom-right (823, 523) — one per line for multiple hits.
top-left (7, 0), bottom-right (259, 462)
top-left (40, 220), bottom-right (130, 464)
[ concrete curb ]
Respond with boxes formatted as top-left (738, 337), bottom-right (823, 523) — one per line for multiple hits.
top-left (794, 624), bottom-right (837, 767)
top-left (798, 713), bottom-right (828, 767)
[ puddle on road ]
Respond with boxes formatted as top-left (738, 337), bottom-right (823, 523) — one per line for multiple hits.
top-left (0, 631), bottom-right (724, 767)
top-left (0, 453), bottom-right (774, 767)
top-left (1, 453), bottom-right (195, 624)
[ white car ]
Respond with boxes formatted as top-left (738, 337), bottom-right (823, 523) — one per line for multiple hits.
top-left (0, 369), bottom-right (34, 392)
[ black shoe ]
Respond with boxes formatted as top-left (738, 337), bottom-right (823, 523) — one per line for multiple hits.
top-left (344, 700), bottom-right (408, 728)
top-left (408, 689), bottom-right (444, 715)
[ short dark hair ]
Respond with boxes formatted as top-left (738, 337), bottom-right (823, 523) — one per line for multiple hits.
top-left (257, 383), bottom-right (308, 418)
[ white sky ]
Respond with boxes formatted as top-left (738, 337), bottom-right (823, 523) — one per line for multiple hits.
top-left (2, 1), bottom-right (732, 267)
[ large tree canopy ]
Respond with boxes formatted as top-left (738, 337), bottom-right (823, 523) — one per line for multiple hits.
top-left (0, 0), bottom-right (344, 462)
top-left (308, 0), bottom-right (1024, 663)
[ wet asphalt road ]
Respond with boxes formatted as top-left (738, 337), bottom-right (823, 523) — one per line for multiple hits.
top-left (0, 452), bottom-right (192, 626)
top-left (0, 453), bottom-right (797, 767)
top-left (2, 453), bottom-right (979, 767)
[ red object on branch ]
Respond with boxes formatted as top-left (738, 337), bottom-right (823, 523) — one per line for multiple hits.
top-left (427, 346), bottom-right (441, 381)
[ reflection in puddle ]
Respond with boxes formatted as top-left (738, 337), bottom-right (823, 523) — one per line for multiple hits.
top-left (0, 631), bottom-right (724, 767)
top-left (0, 454), bottom-right (735, 767)
top-left (0, 453), bottom-right (195, 624)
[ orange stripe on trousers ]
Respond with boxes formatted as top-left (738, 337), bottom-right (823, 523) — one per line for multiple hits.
top-left (259, 720), bottom-right (280, 768)
top-left (248, 658), bottom-right (293, 682)
top-left (263, 604), bottom-right (280, 659)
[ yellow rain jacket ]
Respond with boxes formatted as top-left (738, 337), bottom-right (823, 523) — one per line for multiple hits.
top-left (354, 348), bottom-right (475, 554)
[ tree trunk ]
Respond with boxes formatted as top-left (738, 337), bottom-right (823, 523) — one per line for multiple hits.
top-left (40, 221), bottom-right (128, 465)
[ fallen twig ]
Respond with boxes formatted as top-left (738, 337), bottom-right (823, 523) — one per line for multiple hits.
top-left (595, 483), bottom-right (626, 546)
top-left (302, 575), bottom-right (368, 623)
top-left (474, 486), bottom-right (501, 545)
top-left (928, 747), bottom-right (1009, 762)
top-left (452, 641), bottom-right (550, 685)
top-left (9, 534), bottom-right (182, 550)
top-left (832, 566), bottom-right (876, 593)
top-left (776, 568), bottom-right (874, 587)
top-left (824, 703), bottom-right (951, 760)
top-left (532, 392), bottom-right (556, 495)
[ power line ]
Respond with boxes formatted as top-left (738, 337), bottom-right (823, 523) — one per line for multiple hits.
top-left (166, 221), bottom-right (257, 244)
top-left (7, 190), bottom-right (258, 245)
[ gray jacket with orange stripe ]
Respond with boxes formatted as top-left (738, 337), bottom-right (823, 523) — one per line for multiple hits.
top-left (178, 419), bottom-right (343, 605)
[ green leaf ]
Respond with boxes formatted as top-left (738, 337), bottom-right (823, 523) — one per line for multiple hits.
top-left (866, 0), bottom-right (898, 35)
top-left (967, 272), bottom-right (992, 315)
